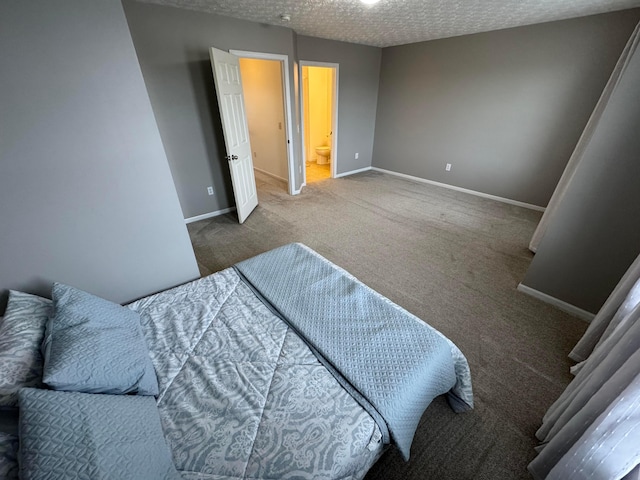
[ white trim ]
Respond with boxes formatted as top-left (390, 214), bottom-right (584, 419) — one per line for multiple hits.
top-left (517, 283), bottom-right (595, 322)
top-left (184, 207), bottom-right (236, 224)
top-left (253, 166), bottom-right (288, 183)
top-left (299, 61), bottom-right (340, 184)
top-left (301, 60), bottom-right (339, 68)
top-left (230, 50), bottom-right (297, 196)
top-left (299, 63), bottom-right (307, 185)
top-left (335, 166), bottom-right (372, 178)
top-left (330, 64), bottom-right (339, 180)
top-left (371, 167), bottom-right (546, 212)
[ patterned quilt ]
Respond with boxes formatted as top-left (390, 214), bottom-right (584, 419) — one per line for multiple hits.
top-left (128, 267), bottom-right (384, 480)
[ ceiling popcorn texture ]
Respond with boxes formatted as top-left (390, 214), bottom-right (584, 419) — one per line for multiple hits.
top-left (137, 0), bottom-right (640, 47)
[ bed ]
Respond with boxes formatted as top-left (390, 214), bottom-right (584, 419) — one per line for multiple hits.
top-left (0, 243), bottom-right (473, 479)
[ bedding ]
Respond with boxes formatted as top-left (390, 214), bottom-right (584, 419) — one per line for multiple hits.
top-left (0, 432), bottom-right (18, 480)
top-left (235, 243), bottom-right (474, 460)
top-left (1, 243), bottom-right (472, 479)
top-left (128, 267), bottom-right (385, 479)
top-left (42, 283), bottom-right (158, 395)
top-left (0, 291), bottom-right (51, 408)
top-left (19, 388), bottom-right (180, 480)
top-left (125, 242), bottom-right (473, 478)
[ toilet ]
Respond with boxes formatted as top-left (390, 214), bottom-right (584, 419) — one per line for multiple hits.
top-left (315, 146), bottom-right (331, 165)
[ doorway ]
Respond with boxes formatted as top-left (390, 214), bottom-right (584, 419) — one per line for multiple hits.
top-left (301, 62), bottom-right (338, 185)
top-left (238, 58), bottom-right (288, 192)
top-left (231, 50), bottom-right (296, 195)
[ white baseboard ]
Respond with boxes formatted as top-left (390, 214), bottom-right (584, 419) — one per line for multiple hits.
top-left (371, 167), bottom-right (545, 212)
top-left (335, 166), bottom-right (372, 178)
top-left (517, 283), bottom-right (595, 322)
top-left (184, 207), bottom-right (236, 224)
top-left (253, 167), bottom-right (288, 183)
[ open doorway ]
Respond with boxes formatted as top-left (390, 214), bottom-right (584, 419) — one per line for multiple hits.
top-left (301, 62), bottom-right (338, 184)
top-left (238, 58), bottom-right (288, 192)
top-left (231, 50), bottom-right (296, 195)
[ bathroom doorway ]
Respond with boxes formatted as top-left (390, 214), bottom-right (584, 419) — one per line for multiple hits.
top-left (301, 62), bottom-right (338, 184)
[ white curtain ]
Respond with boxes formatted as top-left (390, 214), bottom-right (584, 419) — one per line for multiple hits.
top-left (570, 254), bottom-right (640, 367)
top-left (527, 253), bottom-right (640, 480)
top-left (529, 22), bottom-right (640, 253)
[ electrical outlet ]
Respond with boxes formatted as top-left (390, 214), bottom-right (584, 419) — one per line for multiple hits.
top-left (355, 152), bottom-right (359, 159)
top-left (445, 163), bottom-right (452, 172)
top-left (207, 186), bottom-right (214, 195)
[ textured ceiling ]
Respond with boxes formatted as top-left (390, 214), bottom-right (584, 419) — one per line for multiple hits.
top-left (139, 0), bottom-right (640, 47)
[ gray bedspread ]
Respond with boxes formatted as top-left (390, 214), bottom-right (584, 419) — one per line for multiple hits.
top-left (235, 243), bottom-right (474, 461)
top-left (128, 267), bottom-right (384, 480)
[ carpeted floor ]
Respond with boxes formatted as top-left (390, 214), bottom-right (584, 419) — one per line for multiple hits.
top-left (187, 170), bottom-right (587, 480)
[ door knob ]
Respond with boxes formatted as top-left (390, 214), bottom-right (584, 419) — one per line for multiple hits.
top-left (226, 155), bottom-right (239, 161)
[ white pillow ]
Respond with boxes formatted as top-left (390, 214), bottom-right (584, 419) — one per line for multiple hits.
top-left (0, 291), bottom-right (51, 408)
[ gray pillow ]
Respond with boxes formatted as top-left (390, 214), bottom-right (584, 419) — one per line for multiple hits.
top-left (42, 283), bottom-right (158, 395)
top-left (19, 388), bottom-right (181, 480)
top-left (0, 291), bottom-right (51, 407)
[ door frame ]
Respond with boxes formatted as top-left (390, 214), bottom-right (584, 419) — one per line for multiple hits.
top-left (230, 50), bottom-right (297, 196)
top-left (299, 61), bottom-right (339, 184)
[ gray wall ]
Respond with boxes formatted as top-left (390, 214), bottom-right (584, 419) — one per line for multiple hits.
top-left (522, 37), bottom-right (640, 314)
top-left (297, 36), bottom-right (382, 175)
top-left (0, 0), bottom-right (200, 314)
top-left (372, 10), bottom-right (640, 207)
top-left (122, 1), bottom-right (302, 219)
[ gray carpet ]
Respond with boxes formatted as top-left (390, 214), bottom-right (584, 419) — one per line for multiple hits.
top-left (187, 170), bottom-right (587, 480)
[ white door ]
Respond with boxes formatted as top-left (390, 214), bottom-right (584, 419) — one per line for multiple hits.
top-left (209, 47), bottom-right (258, 224)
